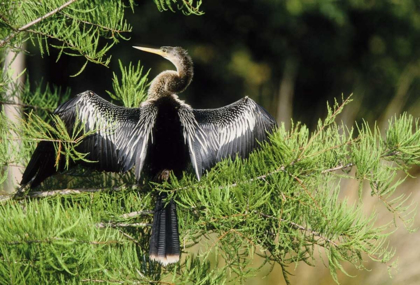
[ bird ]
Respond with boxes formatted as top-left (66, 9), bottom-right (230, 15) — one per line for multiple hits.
top-left (20, 46), bottom-right (277, 265)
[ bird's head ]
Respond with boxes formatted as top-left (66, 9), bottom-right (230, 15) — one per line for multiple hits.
top-left (133, 46), bottom-right (194, 96)
top-left (133, 46), bottom-right (191, 73)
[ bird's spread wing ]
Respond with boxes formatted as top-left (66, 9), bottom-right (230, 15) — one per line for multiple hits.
top-left (179, 97), bottom-right (277, 180)
top-left (54, 90), bottom-right (157, 180)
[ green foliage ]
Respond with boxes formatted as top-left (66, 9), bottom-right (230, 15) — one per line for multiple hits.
top-left (153, 0), bottom-right (204, 15)
top-left (2, 96), bottom-right (420, 284)
top-left (0, 72), bottom-right (72, 186)
top-left (0, 0), bottom-right (134, 74)
top-left (169, 97), bottom-right (419, 284)
top-left (3, 1), bottom-right (420, 284)
top-left (106, 60), bottom-right (150, 108)
top-left (0, 112), bottom-right (14, 185)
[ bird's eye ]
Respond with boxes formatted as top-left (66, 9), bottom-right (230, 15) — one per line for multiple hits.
top-left (162, 48), bottom-right (167, 53)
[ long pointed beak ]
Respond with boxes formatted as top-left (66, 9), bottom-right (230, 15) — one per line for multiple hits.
top-left (133, 46), bottom-right (167, 57)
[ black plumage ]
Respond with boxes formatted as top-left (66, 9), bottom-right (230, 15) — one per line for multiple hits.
top-left (21, 46), bottom-right (277, 265)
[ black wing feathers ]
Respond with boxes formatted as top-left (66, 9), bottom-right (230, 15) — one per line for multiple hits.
top-left (180, 97), bottom-right (277, 179)
top-left (55, 92), bottom-right (141, 172)
top-left (21, 91), bottom-right (156, 188)
top-left (20, 141), bottom-right (57, 188)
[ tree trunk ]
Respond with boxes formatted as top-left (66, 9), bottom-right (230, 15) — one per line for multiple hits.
top-left (2, 48), bottom-right (25, 194)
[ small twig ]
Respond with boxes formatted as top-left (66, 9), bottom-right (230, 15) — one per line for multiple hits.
top-left (258, 212), bottom-right (340, 248)
top-left (118, 230), bottom-right (139, 244)
top-left (0, 137), bottom-right (77, 144)
top-left (298, 96), bottom-right (352, 161)
top-left (3, 237), bottom-right (124, 245)
top-left (20, 0), bottom-right (78, 31)
top-left (82, 279), bottom-right (124, 284)
top-left (60, 11), bottom-right (131, 34)
top-left (381, 150), bottom-right (401, 158)
top-left (0, 13), bottom-right (15, 30)
top-left (0, 101), bottom-right (54, 112)
top-left (227, 166), bottom-right (287, 188)
top-left (96, 222), bottom-right (151, 228)
top-left (121, 211), bottom-right (153, 218)
top-left (14, 184), bottom-right (139, 199)
top-left (321, 163), bottom-right (353, 174)
top-left (181, 0), bottom-right (203, 14)
top-left (171, 165), bottom-right (289, 194)
top-left (291, 174), bottom-right (327, 219)
top-left (371, 182), bottom-right (409, 227)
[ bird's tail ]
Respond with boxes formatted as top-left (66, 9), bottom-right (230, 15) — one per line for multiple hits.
top-left (149, 195), bottom-right (180, 265)
top-left (21, 141), bottom-right (57, 189)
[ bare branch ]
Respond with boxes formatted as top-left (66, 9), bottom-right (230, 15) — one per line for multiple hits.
top-left (0, 101), bottom-right (54, 112)
top-left (19, 0), bottom-right (78, 31)
top-left (321, 163), bottom-right (353, 174)
top-left (96, 222), bottom-right (151, 228)
top-left (3, 237), bottom-right (125, 245)
top-left (121, 211), bottom-right (153, 218)
top-left (12, 184), bottom-right (139, 200)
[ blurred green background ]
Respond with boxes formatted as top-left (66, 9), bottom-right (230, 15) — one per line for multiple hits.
top-left (24, 0), bottom-right (420, 284)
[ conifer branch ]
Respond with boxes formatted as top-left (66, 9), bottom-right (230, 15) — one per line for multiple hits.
top-left (19, 0), bottom-right (78, 32)
top-left (81, 279), bottom-right (124, 284)
top-left (60, 12), bottom-right (131, 34)
top-left (298, 96), bottom-right (352, 159)
top-left (25, 29), bottom-right (109, 67)
top-left (181, 0), bottom-right (204, 15)
top-left (0, 0), bottom-right (78, 47)
top-left (96, 222), bottom-right (151, 228)
top-left (7, 184), bottom-right (141, 201)
top-left (3, 237), bottom-right (126, 246)
top-left (0, 101), bottom-right (54, 112)
top-left (259, 212), bottom-right (340, 247)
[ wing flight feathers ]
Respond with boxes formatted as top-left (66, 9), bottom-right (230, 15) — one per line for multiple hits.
top-left (180, 97), bottom-right (277, 179)
top-left (54, 90), bottom-right (156, 180)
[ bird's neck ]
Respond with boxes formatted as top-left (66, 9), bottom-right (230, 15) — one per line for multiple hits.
top-left (147, 57), bottom-right (194, 101)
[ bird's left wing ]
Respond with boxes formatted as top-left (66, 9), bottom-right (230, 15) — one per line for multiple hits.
top-left (179, 97), bottom-right (277, 180)
top-left (54, 90), bottom-right (157, 180)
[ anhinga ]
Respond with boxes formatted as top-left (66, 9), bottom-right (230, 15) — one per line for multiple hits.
top-left (21, 46), bottom-right (277, 265)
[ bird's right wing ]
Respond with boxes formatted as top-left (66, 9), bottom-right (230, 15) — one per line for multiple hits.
top-left (54, 91), bottom-right (157, 179)
top-left (179, 97), bottom-right (277, 180)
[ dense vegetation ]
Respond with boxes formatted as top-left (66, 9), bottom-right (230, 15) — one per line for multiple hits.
top-left (2, 1), bottom-right (420, 284)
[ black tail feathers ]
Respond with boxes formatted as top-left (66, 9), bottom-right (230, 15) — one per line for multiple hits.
top-left (149, 195), bottom-right (180, 265)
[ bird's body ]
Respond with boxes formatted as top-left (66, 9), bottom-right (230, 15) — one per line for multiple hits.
top-left (145, 96), bottom-right (190, 178)
top-left (21, 46), bottom-right (277, 265)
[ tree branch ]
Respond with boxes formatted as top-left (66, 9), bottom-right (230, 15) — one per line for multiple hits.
top-left (3, 237), bottom-right (126, 245)
top-left (0, 101), bottom-right (54, 112)
top-left (96, 222), bottom-right (151, 228)
top-left (258, 212), bottom-right (340, 247)
top-left (121, 211), bottom-right (153, 218)
top-left (25, 29), bottom-right (110, 67)
top-left (10, 184), bottom-right (140, 200)
top-left (0, 0), bottom-right (78, 47)
top-left (321, 163), bottom-right (354, 174)
top-left (60, 11), bottom-right (131, 34)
